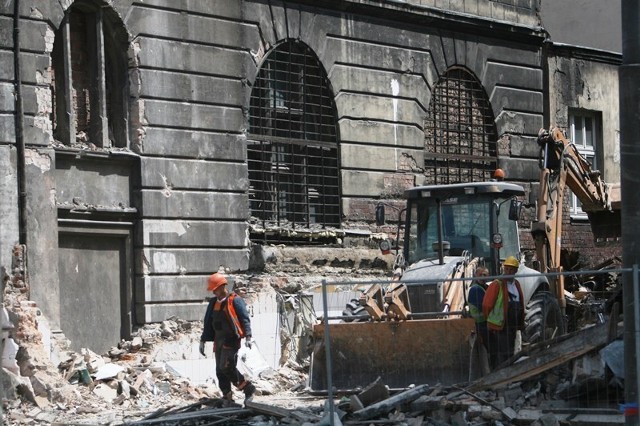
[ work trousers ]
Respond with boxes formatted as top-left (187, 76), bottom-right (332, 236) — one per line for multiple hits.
top-left (214, 342), bottom-right (246, 394)
top-left (488, 301), bottom-right (521, 369)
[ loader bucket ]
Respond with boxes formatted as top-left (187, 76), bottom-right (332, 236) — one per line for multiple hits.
top-left (309, 317), bottom-right (475, 390)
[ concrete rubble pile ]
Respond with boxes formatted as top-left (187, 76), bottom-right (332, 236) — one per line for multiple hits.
top-left (1, 303), bottom-right (626, 425)
top-left (1, 306), bottom-right (314, 425)
top-left (0, 249), bottom-right (628, 425)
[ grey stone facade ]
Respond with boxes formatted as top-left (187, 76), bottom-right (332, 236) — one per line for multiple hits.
top-left (0, 0), bottom-right (620, 351)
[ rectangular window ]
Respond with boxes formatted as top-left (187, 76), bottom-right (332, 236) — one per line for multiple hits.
top-left (568, 111), bottom-right (600, 218)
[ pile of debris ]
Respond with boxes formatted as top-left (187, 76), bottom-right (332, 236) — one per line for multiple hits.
top-left (2, 313), bottom-right (314, 425)
top-left (2, 312), bottom-right (626, 425)
top-left (0, 251), bottom-right (628, 425)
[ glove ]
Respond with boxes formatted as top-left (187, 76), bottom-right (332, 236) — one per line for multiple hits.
top-left (245, 337), bottom-right (252, 349)
top-left (199, 341), bottom-right (206, 357)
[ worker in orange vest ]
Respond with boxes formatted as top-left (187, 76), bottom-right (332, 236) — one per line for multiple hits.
top-left (482, 256), bottom-right (525, 369)
top-left (199, 273), bottom-right (256, 405)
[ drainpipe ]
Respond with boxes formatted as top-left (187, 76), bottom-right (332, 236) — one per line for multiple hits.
top-left (14, 0), bottom-right (27, 247)
top-left (621, 1), bottom-right (640, 424)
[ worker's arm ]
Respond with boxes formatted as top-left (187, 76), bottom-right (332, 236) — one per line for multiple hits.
top-left (200, 298), bottom-right (216, 342)
top-left (468, 285), bottom-right (483, 309)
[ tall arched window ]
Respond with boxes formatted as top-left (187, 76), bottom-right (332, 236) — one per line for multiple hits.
top-left (248, 40), bottom-right (340, 233)
top-left (424, 67), bottom-right (497, 184)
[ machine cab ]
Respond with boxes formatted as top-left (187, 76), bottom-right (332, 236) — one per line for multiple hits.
top-left (403, 182), bottom-right (525, 276)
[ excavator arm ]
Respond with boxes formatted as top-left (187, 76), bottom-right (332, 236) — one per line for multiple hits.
top-left (531, 127), bottom-right (621, 307)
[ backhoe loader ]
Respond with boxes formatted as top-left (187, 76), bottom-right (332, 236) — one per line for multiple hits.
top-left (309, 127), bottom-right (621, 391)
top-left (310, 181), bottom-right (552, 390)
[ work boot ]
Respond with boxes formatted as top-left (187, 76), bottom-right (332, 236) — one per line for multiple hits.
top-left (221, 391), bottom-right (234, 407)
top-left (243, 382), bottom-right (256, 399)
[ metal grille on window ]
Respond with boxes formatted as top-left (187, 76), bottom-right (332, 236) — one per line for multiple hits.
top-left (248, 40), bottom-right (340, 236)
top-left (424, 68), bottom-right (497, 184)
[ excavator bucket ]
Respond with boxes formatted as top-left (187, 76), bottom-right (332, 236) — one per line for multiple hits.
top-left (309, 317), bottom-right (475, 390)
top-left (588, 209), bottom-right (621, 245)
top-left (587, 183), bottom-right (621, 245)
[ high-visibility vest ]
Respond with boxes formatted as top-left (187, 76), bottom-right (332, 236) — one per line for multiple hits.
top-left (469, 283), bottom-right (486, 323)
top-left (486, 280), bottom-right (506, 328)
top-left (213, 293), bottom-right (246, 338)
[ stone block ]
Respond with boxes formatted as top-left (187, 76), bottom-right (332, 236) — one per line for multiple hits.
top-left (510, 134), bottom-right (540, 158)
top-left (329, 66), bottom-right (431, 107)
top-left (138, 69), bottom-right (247, 106)
top-left (136, 275), bottom-right (210, 303)
top-left (490, 87), bottom-right (544, 117)
top-left (128, 0), bottom-right (243, 19)
top-left (136, 302), bottom-right (205, 323)
top-left (325, 37), bottom-right (436, 78)
top-left (335, 92), bottom-right (425, 124)
top-left (127, 7), bottom-right (260, 49)
top-left (138, 219), bottom-right (247, 247)
top-left (483, 62), bottom-right (543, 93)
top-left (341, 170), bottom-right (385, 197)
top-left (136, 37), bottom-right (255, 81)
top-left (141, 190), bottom-right (248, 219)
top-left (500, 157), bottom-right (540, 181)
top-left (495, 111), bottom-right (543, 137)
top-left (143, 100), bottom-right (245, 133)
top-left (338, 119), bottom-right (425, 148)
top-left (140, 157), bottom-right (248, 191)
top-left (139, 247), bottom-right (249, 275)
top-left (341, 144), bottom-right (422, 172)
top-left (141, 127), bottom-right (246, 161)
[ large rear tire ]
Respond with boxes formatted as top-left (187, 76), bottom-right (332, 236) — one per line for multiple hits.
top-left (523, 291), bottom-right (565, 345)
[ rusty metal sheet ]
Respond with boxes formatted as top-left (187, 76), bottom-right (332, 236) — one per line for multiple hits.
top-left (310, 318), bottom-right (475, 390)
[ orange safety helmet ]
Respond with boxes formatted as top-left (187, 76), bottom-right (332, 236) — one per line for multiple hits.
top-left (207, 273), bottom-right (227, 291)
top-left (493, 168), bottom-right (505, 180)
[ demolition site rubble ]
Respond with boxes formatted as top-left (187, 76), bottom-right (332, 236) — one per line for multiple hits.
top-left (0, 249), bottom-right (628, 425)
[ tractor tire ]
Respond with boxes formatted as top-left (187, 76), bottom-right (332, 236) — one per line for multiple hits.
top-left (342, 300), bottom-right (369, 322)
top-left (523, 291), bottom-right (565, 345)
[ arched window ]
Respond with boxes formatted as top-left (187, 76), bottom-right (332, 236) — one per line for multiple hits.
top-left (51, 1), bottom-right (129, 148)
top-left (248, 40), bottom-right (340, 233)
top-left (424, 68), bottom-right (497, 184)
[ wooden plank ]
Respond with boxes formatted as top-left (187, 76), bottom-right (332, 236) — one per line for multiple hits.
top-left (352, 384), bottom-right (431, 420)
top-left (244, 400), bottom-right (292, 418)
top-left (467, 324), bottom-right (610, 392)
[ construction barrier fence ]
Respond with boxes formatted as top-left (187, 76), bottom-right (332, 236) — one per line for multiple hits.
top-left (313, 265), bottom-right (638, 422)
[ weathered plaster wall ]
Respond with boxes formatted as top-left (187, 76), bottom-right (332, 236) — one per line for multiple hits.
top-left (548, 50), bottom-right (621, 183)
top-left (544, 47), bottom-right (622, 267)
top-left (0, 146), bottom-right (19, 270)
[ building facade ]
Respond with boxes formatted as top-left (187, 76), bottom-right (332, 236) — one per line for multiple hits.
top-left (0, 0), bottom-right (621, 351)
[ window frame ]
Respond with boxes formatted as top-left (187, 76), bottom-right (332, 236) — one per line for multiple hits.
top-left (247, 40), bottom-right (341, 236)
top-left (51, 3), bottom-right (128, 149)
top-left (424, 67), bottom-right (498, 185)
top-left (568, 111), bottom-right (600, 219)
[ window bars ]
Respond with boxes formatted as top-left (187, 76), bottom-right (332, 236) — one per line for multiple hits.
top-left (248, 41), bottom-right (340, 236)
top-left (424, 68), bottom-right (497, 184)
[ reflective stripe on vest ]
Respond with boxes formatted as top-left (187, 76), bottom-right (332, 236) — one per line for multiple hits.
top-left (469, 283), bottom-right (486, 323)
top-left (486, 280), bottom-right (505, 328)
top-left (213, 293), bottom-right (246, 338)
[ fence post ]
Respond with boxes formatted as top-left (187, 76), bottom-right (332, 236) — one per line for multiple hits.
top-left (321, 279), bottom-right (335, 426)
top-left (634, 264), bottom-right (640, 421)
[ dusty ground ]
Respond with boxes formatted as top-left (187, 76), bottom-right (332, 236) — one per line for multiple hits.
top-left (2, 316), bottom-right (329, 425)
